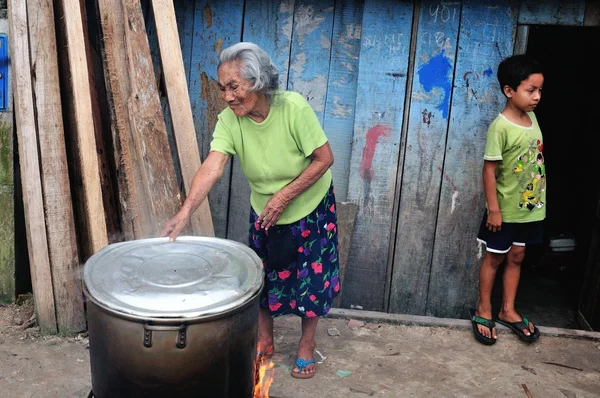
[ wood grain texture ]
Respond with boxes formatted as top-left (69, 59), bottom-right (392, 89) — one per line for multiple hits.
top-left (98, 0), bottom-right (149, 240)
top-left (151, 0), bottom-right (215, 237)
top-left (389, 0), bottom-right (461, 315)
top-left (8, 0), bottom-right (57, 333)
top-left (99, 0), bottom-right (183, 239)
top-left (188, 0), bottom-right (244, 238)
top-left (225, 0), bottom-right (295, 244)
top-left (0, 119), bottom-right (14, 302)
top-left (288, 0), bottom-right (334, 125)
top-left (123, 0), bottom-right (183, 237)
top-left (53, 0), bottom-right (109, 258)
top-left (344, 0), bottom-right (414, 311)
top-left (76, 0), bottom-right (121, 246)
top-left (29, 0), bottom-right (86, 333)
top-left (426, 0), bottom-right (518, 318)
top-left (322, 0), bottom-right (363, 202)
top-left (519, 0), bottom-right (585, 26)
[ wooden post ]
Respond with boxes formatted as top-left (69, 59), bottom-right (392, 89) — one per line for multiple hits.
top-left (150, 0), bottom-right (214, 237)
top-left (98, 0), bottom-right (184, 239)
top-left (0, 119), bottom-right (14, 302)
top-left (8, 0), bottom-right (57, 333)
top-left (54, 0), bottom-right (108, 257)
top-left (27, 0), bottom-right (86, 333)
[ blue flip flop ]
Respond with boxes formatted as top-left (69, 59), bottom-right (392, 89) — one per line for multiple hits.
top-left (291, 358), bottom-right (316, 379)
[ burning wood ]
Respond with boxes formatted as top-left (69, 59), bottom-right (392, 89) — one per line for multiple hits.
top-left (254, 353), bottom-right (275, 398)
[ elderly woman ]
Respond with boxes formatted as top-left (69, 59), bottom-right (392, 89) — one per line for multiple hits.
top-left (161, 42), bottom-right (340, 379)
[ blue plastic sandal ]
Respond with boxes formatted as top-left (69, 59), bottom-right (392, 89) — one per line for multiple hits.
top-left (291, 358), bottom-right (316, 379)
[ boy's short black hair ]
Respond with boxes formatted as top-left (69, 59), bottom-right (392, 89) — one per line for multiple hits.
top-left (497, 54), bottom-right (544, 94)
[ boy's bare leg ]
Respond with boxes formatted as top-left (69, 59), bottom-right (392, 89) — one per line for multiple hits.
top-left (476, 251), bottom-right (504, 339)
top-left (498, 245), bottom-right (536, 336)
top-left (292, 317), bottom-right (318, 376)
top-left (257, 308), bottom-right (274, 357)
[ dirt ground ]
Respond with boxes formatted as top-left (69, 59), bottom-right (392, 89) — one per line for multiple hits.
top-left (1, 301), bottom-right (600, 398)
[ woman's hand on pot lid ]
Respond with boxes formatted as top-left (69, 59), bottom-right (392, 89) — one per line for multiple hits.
top-left (161, 211), bottom-right (191, 242)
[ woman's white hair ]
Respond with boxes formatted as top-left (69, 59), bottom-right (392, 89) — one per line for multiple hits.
top-left (219, 42), bottom-right (279, 103)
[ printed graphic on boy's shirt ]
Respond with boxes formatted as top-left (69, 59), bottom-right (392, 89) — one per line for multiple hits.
top-left (513, 139), bottom-right (545, 211)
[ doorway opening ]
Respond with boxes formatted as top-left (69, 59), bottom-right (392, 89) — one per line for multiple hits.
top-left (491, 25), bottom-right (600, 330)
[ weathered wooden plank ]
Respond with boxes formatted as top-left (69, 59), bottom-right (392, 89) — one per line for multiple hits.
top-left (333, 201), bottom-right (358, 308)
top-left (322, 0), bottom-right (363, 202)
top-left (8, 0), bottom-right (57, 333)
top-left (426, 0), bottom-right (519, 318)
top-left (514, 25), bottom-right (529, 55)
top-left (344, 0), bottom-right (414, 311)
top-left (76, 0), bottom-right (121, 245)
top-left (288, 0), bottom-right (334, 125)
top-left (123, 0), bottom-right (184, 237)
top-left (519, 0), bottom-right (585, 26)
top-left (99, 0), bottom-right (184, 238)
top-left (0, 119), bottom-right (14, 302)
top-left (243, 0), bottom-right (295, 89)
top-left (188, 0), bottom-right (244, 238)
top-left (29, 0), bottom-right (86, 333)
top-left (144, 0), bottom-right (189, 221)
top-left (389, 0), bottom-right (461, 315)
top-left (223, 0), bottom-right (295, 244)
top-left (56, 0), bottom-right (109, 255)
top-left (98, 0), bottom-right (150, 240)
top-left (151, 0), bottom-right (215, 237)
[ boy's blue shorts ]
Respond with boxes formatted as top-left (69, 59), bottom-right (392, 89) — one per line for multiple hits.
top-left (476, 211), bottom-right (544, 254)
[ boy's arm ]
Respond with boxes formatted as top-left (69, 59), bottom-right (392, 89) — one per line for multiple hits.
top-left (483, 160), bottom-right (502, 232)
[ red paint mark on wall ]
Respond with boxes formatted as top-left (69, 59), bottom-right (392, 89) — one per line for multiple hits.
top-left (360, 125), bottom-right (391, 180)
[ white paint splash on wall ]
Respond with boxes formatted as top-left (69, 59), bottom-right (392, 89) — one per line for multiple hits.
top-left (291, 52), bottom-right (307, 78)
top-left (451, 190), bottom-right (459, 214)
top-left (280, 0), bottom-right (294, 14)
top-left (294, 4), bottom-right (325, 41)
top-left (331, 96), bottom-right (352, 119)
top-left (321, 34), bottom-right (331, 49)
top-left (292, 74), bottom-right (328, 113)
top-left (477, 241), bottom-right (483, 259)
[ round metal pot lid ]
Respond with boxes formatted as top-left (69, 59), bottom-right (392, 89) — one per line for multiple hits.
top-left (83, 236), bottom-right (264, 318)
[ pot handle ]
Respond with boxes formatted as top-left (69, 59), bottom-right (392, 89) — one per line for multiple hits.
top-left (143, 323), bottom-right (187, 349)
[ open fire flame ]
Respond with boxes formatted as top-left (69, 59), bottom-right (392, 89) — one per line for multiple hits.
top-left (253, 353), bottom-right (275, 398)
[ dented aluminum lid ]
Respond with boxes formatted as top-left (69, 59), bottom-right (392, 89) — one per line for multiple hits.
top-left (83, 236), bottom-right (264, 319)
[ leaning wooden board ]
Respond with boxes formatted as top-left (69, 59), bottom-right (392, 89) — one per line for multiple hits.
top-left (8, 0), bottom-right (57, 333)
top-left (151, 0), bottom-right (215, 237)
top-left (29, 0), bottom-right (87, 333)
top-left (98, 0), bottom-right (183, 238)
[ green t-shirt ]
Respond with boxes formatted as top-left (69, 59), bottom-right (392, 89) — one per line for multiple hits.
top-left (483, 112), bottom-right (546, 223)
top-left (210, 91), bottom-right (332, 224)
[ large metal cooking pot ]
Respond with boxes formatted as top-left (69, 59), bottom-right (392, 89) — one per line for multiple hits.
top-left (82, 236), bottom-right (264, 398)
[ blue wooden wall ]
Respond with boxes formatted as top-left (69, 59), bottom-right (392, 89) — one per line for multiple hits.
top-left (148, 0), bottom-right (596, 317)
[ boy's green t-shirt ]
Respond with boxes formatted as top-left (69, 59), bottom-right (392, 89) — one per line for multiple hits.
top-left (210, 91), bottom-right (332, 224)
top-left (483, 112), bottom-right (546, 223)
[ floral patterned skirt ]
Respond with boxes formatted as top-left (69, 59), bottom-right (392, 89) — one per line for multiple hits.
top-left (248, 183), bottom-right (340, 318)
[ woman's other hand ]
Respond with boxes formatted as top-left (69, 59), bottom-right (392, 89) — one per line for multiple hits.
top-left (161, 210), bottom-right (191, 242)
top-left (258, 192), bottom-right (289, 230)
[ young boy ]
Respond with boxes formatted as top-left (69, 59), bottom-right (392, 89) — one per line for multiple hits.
top-left (470, 54), bottom-right (545, 345)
